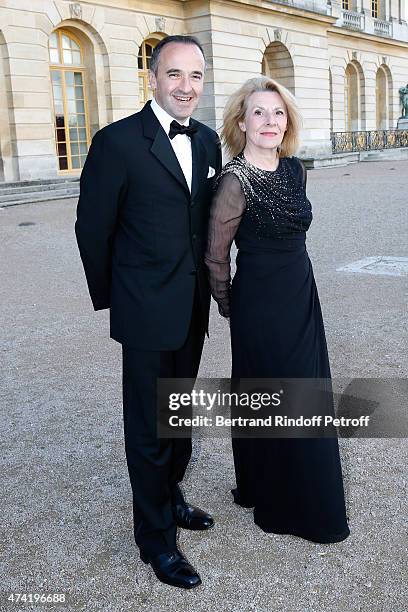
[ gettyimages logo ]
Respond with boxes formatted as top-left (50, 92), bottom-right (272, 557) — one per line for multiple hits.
top-left (168, 389), bottom-right (282, 411)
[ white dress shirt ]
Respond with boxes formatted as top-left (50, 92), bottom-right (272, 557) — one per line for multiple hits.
top-left (150, 97), bottom-right (193, 192)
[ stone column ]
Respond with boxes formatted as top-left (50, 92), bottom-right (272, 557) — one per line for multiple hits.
top-left (364, 61), bottom-right (378, 131)
top-left (384, 0), bottom-right (391, 21)
top-left (4, 12), bottom-right (58, 181)
top-left (329, 61), bottom-right (347, 133)
top-left (291, 32), bottom-right (332, 156)
top-left (104, 10), bottom-right (150, 123)
top-left (183, 0), bottom-right (217, 129)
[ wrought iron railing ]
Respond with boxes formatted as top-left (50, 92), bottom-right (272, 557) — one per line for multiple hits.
top-left (331, 130), bottom-right (408, 153)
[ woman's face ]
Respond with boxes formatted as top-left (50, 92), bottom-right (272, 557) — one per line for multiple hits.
top-left (239, 90), bottom-right (288, 152)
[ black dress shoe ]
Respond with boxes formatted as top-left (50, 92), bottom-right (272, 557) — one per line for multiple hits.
top-left (173, 503), bottom-right (214, 530)
top-left (140, 549), bottom-right (201, 589)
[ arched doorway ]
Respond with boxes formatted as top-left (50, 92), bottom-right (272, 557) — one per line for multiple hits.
top-left (0, 29), bottom-right (17, 182)
top-left (376, 65), bottom-right (393, 129)
top-left (49, 29), bottom-right (91, 171)
top-left (329, 68), bottom-right (334, 133)
top-left (138, 35), bottom-right (166, 106)
top-left (344, 61), bottom-right (365, 131)
top-left (262, 42), bottom-right (295, 94)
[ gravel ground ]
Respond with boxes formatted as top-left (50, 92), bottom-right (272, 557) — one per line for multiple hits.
top-left (1, 159), bottom-right (407, 612)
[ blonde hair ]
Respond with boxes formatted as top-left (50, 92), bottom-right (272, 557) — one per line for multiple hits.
top-left (221, 76), bottom-right (302, 158)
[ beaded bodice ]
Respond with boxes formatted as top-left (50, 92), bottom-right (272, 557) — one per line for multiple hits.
top-left (205, 154), bottom-right (313, 317)
top-left (219, 153), bottom-right (312, 239)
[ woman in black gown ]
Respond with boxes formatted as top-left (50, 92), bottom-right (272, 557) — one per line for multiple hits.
top-left (205, 77), bottom-right (350, 544)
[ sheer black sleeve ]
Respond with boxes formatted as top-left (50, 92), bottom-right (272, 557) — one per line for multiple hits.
top-left (205, 173), bottom-right (246, 318)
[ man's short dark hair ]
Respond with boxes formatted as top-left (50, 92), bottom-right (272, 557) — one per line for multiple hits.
top-left (149, 35), bottom-right (206, 74)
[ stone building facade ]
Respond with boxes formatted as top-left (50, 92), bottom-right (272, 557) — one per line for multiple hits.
top-left (0, 0), bottom-right (407, 182)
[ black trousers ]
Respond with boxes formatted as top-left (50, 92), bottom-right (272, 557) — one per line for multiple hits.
top-left (122, 286), bottom-right (205, 556)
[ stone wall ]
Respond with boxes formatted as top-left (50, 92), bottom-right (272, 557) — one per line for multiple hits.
top-left (0, 0), bottom-right (407, 180)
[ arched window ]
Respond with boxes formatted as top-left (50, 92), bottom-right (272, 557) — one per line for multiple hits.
top-left (376, 65), bottom-right (393, 130)
top-left (261, 42), bottom-right (295, 94)
top-left (138, 37), bottom-right (163, 105)
top-left (376, 67), bottom-right (387, 129)
top-left (345, 63), bottom-right (360, 131)
top-left (49, 30), bottom-right (90, 171)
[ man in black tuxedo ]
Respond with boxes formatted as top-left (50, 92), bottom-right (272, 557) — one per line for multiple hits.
top-left (75, 36), bottom-right (222, 589)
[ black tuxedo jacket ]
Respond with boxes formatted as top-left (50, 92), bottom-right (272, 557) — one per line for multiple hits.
top-left (75, 102), bottom-right (222, 350)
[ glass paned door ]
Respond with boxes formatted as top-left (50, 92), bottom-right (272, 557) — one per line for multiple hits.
top-left (51, 68), bottom-right (89, 171)
top-left (138, 40), bottom-right (158, 104)
top-left (51, 70), bottom-right (68, 170)
top-left (49, 29), bottom-right (90, 172)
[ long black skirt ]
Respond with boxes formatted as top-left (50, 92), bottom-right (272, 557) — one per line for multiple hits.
top-left (230, 236), bottom-right (350, 543)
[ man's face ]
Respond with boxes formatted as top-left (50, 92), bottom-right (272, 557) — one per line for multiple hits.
top-left (149, 42), bottom-right (205, 122)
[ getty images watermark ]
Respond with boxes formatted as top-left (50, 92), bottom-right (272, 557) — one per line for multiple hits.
top-left (157, 378), bottom-right (408, 439)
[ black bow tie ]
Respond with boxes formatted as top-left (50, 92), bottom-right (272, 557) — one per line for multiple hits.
top-left (169, 120), bottom-right (197, 140)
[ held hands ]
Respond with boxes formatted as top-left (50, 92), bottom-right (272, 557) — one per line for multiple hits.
top-left (218, 303), bottom-right (230, 320)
